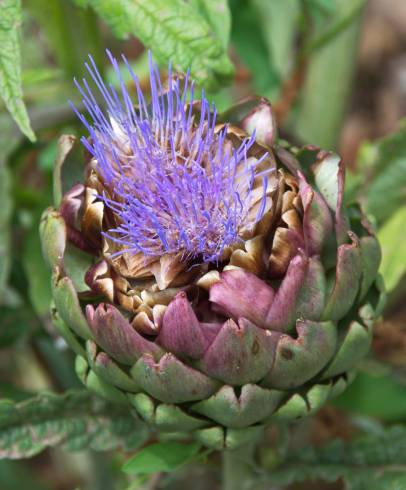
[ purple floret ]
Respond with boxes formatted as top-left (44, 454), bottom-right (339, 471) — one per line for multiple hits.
top-left (72, 50), bottom-right (270, 263)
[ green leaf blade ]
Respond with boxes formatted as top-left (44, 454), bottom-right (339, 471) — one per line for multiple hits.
top-left (75, 0), bottom-right (234, 90)
top-left (192, 0), bottom-right (231, 50)
top-left (358, 123), bottom-right (406, 225)
top-left (0, 0), bottom-right (35, 141)
top-left (269, 426), bottom-right (406, 489)
top-left (378, 206), bottom-right (406, 293)
top-left (0, 390), bottom-right (149, 459)
top-left (122, 441), bottom-right (201, 475)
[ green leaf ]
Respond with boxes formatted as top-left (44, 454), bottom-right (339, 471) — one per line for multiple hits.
top-left (0, 117), bottom-right (22, 308)
top-left (357, 121), bottom-right (406, 225)
top-left (293, 0), bottom-right (364, 149)
top-left (38, 139), bottom-right (58, 171)
top-left (269, 425), bottom-right (406, 489)
top-left (0, 0), bottom-right (35, 141)
top-left (0, 163), bottom-right (12, 303)
top-left (0, 390), bottom-right (149, 458)
top-left (251, 0), bottom-right (300, 81)
top-left (0, 93), bottom-right (24, 307)
top-left (192, 0), bottom-right (231, 50)
top-left (0, 306), bottom-right (31, 347)
top-left (333, 371), bottom-right (406, 421)
top-left (26, 0), bottom-right (103, 79)
top-left (22, 215), bottom-right (53, 317)
top-left (303, 0), bottom-right (367, 56)
top-left (303, 0), bottom-right (337, 16)
top-left (74, 0), bottom-right (234, 90)
top-left (377, 206), bottom-right (406, 293)
top-left (230, 0), bottom-right (281, 98)
top-left (0, 460), bottom-right (49, 490)
top-left (347, 472), bottom-right (406, 490)
top-left (122, 441), bottom-right (201, 475)
top-left (0, 384), bottom-right (33, 403)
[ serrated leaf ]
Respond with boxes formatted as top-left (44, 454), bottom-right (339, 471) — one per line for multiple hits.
top-left (346, 472), bottom-right (406, 490)
top-left (122, 441), bottom-right (201, 475)
top-left (365, 154), bottom-right (406, 224)
top-left (0, 390), bottom-right (149, 458)
top-left (377, 206), bottom-right (406, 292)
top-left (74, 0), bottom-right (234, 90)
top-left (357, 122), bottom-right (406, 225)
top-left (0, 0), bottom-right (35, 141)
top-left (269, 426), bottom-right (406, 489)
top-left (192, 0), bottom-right (231, 50)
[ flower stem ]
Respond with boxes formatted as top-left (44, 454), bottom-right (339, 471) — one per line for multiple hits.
top-left (26, 0), bottom-right (104, 79)
top-left (222, 443), bottom-right (257, 490)
top-left (293, 0), bottom-right (365, 149)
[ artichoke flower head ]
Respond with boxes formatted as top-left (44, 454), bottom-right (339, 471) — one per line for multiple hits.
top-left (40, 52), bottom-right (385, 450)
top-left (72, 51), bottom-right (275, 289)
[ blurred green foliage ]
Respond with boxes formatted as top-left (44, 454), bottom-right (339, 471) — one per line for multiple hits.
top-left (266, 425), bottom-right (406, 490)
top-left (0, 391), bottom-right (149, 458)
top-left (122, 441), bottom-right (202, 476)
top-left (0, 0), bottom-right (405, 489)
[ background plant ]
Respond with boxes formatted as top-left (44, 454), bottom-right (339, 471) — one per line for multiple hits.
top-left (0, 0), bottom-right (405, 489)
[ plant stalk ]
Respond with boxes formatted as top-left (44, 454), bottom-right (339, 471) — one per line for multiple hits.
top-left (26, 0), bottom-right (104, 79)
top-left (222, 443), bottom-right (257, 490)
top-left (293, 0), bottom-right (366, 149)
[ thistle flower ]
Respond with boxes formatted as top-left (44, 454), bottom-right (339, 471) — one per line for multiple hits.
top-left (71, 51), bottom-right (270, 266)
top-left (41, 52), bottom-right (385, 451)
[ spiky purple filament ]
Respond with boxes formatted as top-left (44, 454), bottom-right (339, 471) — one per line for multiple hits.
top-left (72, 51), bottom-right (270, 262)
